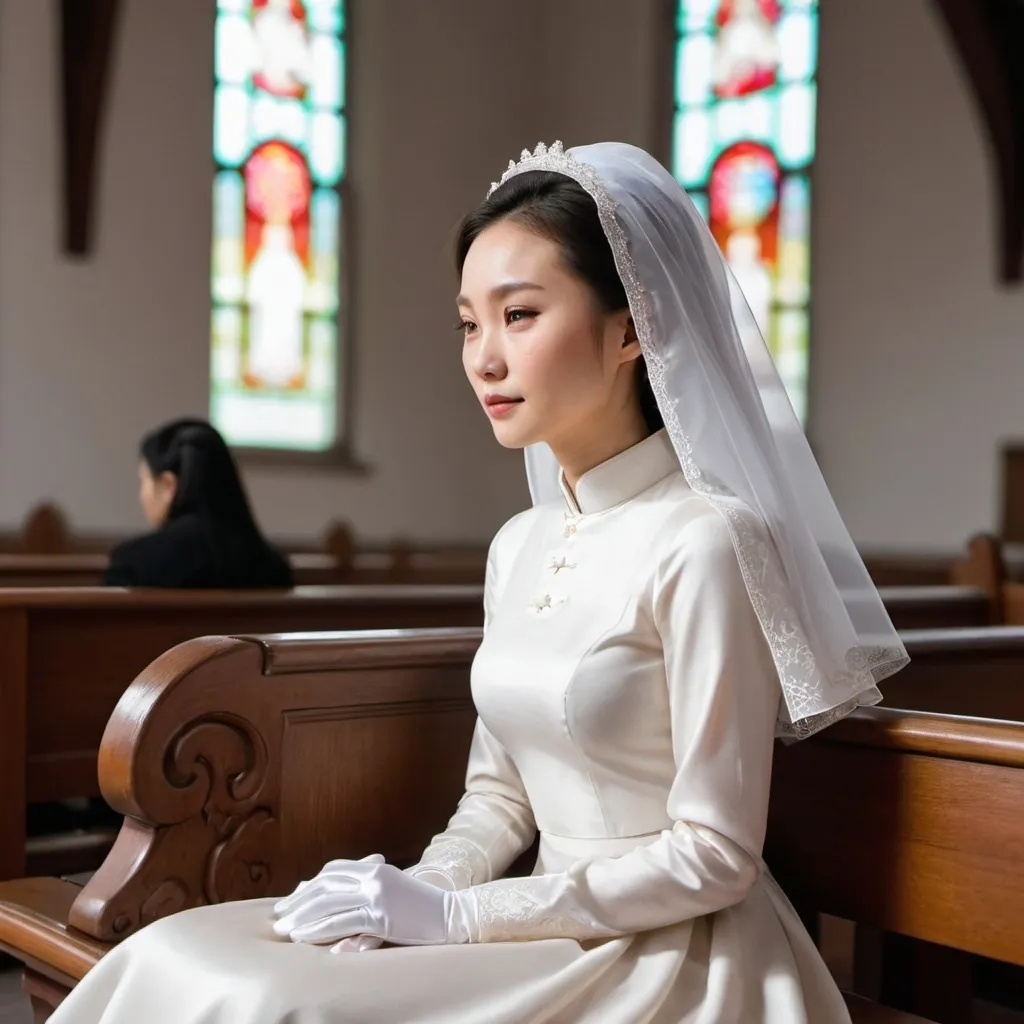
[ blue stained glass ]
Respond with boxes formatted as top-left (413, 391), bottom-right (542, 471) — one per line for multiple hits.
top-left (251, 93), bottom-right (308, 149)
top-left (310, 111), bottom-right (343, 184)
top-left (213, 171), bottom-right (244, 238)
top-left (777, 10), bottom-right (817, 82)
top-left (214, 85), bottom-right (251, 167)
top-left (310, 33), bottom-right (343, 109)
top-left (777, 82), bottom-right (815, 167)
top-left (312, 189), bottom-right (339, 255)
top-left (676, 33), bottom-right (714, 108)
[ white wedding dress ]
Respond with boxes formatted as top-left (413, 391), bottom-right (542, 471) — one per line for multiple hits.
top-left (50, 430), bottom-right (850, 1023)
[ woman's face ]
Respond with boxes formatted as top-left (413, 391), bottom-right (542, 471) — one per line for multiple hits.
top-left (138, 461), bottom-right (177, 528)
top-left (457, 219), bottom-right (638, 453)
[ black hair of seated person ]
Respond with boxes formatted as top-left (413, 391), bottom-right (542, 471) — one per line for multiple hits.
top-left (104, 418), bottom-right (293, 589)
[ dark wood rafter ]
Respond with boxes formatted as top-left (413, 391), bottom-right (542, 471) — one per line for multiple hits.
top-left (932, 0), bottom-right (1024, 283)
top-left (60, 0), bottom-right (122, 255)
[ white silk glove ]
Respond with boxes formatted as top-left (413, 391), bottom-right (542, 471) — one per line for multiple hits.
top-left (271, 854), bottom-right (386, 953)
top-left (272, 858), bottom-right (473, 952)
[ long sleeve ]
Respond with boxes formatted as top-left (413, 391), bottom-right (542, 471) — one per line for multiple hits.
top-left (406, 517), bottom-right (537, 891)
top-left (448, 511), bottom-right (780, 942)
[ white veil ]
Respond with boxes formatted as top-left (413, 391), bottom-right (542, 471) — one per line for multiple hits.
top-left (489, 141), bottom-right (908, 740)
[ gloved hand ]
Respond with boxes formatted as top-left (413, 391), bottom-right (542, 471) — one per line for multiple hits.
top-left (272, 857), bottom-right (471, 952)
top-left (271, 854), bottom-right (386, 953)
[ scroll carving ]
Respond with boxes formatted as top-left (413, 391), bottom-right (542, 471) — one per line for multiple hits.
top-left (73, 711), bottom-right (283, 941)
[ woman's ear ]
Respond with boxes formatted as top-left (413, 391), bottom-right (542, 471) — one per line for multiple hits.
top-left (619, 316), bottom-right (642, 363)
top-left (157, 471), bottom-right (178, 504)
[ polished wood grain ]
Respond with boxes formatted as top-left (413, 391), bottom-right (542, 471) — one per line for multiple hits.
top-left (767, 708), bottom-right (1024, 967)
top-left (73, 628), bottom-right (481, 942)
top-left (3, 629), bottom-right (1024, 1020)
top-left (0, 587), bottom-right (482, 882)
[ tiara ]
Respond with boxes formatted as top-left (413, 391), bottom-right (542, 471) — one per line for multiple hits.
top-left (488, 140), bottom-right (611, 208)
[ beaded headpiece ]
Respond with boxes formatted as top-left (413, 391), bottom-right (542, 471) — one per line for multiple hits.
top-left (487, 141), bottom-right (613, 211)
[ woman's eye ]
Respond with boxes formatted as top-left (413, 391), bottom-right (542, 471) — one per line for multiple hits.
top-left (506, 309), bottom-right (537, 326)
top-left (455, 318), bottom-right (477, 334)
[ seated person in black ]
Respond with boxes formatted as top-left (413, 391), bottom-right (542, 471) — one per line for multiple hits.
top-left (105, 418), bottom-right (293, 588)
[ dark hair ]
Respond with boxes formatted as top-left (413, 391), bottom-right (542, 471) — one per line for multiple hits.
top-left (140, 418), bottom-right (266, 546)
top-left (455, 170), bottom-right (663, 433)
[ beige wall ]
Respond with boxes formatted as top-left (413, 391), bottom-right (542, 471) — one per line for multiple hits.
top-left (0, 0), bottom-right (1020, 550)
top-left (811, 0), bottom-right (1024, 550)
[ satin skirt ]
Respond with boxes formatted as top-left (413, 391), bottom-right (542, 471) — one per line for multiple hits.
top-left (48, 832), bottom-right (851, 1024)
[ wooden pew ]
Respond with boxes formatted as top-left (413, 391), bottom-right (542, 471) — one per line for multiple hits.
top-left (2, 628), bottom-right (1023, 1021)
top-left (875, 586), bottom-right (990, 630)
top-left (0, 550), bottom-right (485, 588)
top-left (767, 707), bottom-right (1024, 1023)
top-left (0, 553), bottom-right (350, 587)
top-left (0, 506), bottom-right (488, 585)
top-left (0, 555), bottom-right (983, 626)
top-left (951, 531), bottom-right (1024, 625)
top-left (0, 587), bottom-right (482, 884)
top-left (0, 626), bottom-right (480, 1020)
top-left (884, 626), bottom-right (1024, 721)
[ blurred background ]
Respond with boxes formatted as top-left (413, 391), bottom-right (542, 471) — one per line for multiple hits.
top-left (0, 0), bottom-right (1021, 566)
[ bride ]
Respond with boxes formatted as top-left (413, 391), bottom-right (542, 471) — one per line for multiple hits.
top-left (49, 141), bottom-right (907, 1023)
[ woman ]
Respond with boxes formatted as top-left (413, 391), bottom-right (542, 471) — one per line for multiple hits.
top-left (52, 143), bottom-right (906, 1022)
top-left (105, 418), bottom-right (293, 588)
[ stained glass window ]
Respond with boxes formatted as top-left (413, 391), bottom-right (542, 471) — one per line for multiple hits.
top-left (211, 0), bottom-right (346, 452)
top-left (673, 0), bottom-right (817, 423)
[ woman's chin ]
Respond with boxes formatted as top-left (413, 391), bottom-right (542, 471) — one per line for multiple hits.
top-left (489, 421), bottom-right (534, 450)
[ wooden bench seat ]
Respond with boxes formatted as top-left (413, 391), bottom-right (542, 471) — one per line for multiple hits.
top-left (0, 627), bottom-right (1020, 1020)
top-left (0, 586), bottom-right (482, 883)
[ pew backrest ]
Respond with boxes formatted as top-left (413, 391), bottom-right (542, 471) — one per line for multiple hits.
top-left (882, 626), bottom-right (1024, 720)
top-left (0, 586), bottom-right (483, 882)
top-left (69, 626), bottom-right (482, 942)
top-left (766, 707), bottom-right (1024, 968)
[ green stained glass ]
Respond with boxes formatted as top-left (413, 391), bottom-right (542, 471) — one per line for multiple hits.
top-left (251, 94), bottom-right (307, 150)
top-left (714, 94), bottom-right (774, 150)
top-left (678, 0), bottom-right (717, 33)
top-left (777, 10), bottom-right (817, 82)
top-left (308, 0), bottom-right (344, 34)
top-left (676, 33), bottom-right (714, 108)
top-left (673, 0), bottom-right (817, 426)
top-left (311, 33), bottom-right (344, 110)
top-left (214, 85), bottom-right (250, 167)
top-left (215, 14), bottom-right (250, 85)
top-left (674, 109), bottom-right (712, 187)
top-left (777, 82), bottom-right (815, 167)
top-left (310, 189), bottom-right (340, 313)
top-left (310, 111), bottom-right (343, 184)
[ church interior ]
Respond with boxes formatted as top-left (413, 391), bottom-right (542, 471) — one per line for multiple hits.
top-left (1, 0), bottom-right (1023, 1020)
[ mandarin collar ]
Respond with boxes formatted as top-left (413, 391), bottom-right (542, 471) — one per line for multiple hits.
top-left (557, 429), bottom-right (678, 515)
